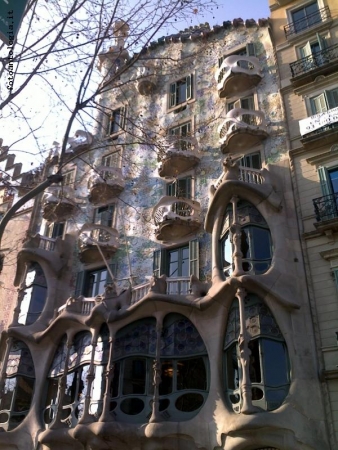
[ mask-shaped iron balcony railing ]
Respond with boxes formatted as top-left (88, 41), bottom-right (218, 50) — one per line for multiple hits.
top-left (290, 43), bottom-right (338, 78)
top-left (284, 5), bottom-right (331, 38)
top-left (313, 192), bottom-right (338, 222)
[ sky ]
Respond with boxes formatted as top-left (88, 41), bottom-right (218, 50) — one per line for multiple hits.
top-left (1, 0), bottom-right (271, 172)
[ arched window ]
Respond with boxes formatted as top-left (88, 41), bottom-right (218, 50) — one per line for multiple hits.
top-left (110, 314), bottom-right (208, 422)
top-left (110, 318), bottom-right (157, 422)
top-left (224, 295), bottom-right (290, 413)
top-left (19, 262), bottom-right (47, 325)
top-left (159, 313), bottom-right (208, 419)
top-left (44, 332), bottom-right (93, 427)
top-left (220, 201), bottom-right (272, 276)
top-left (0, 340), bottom-right (35, 430)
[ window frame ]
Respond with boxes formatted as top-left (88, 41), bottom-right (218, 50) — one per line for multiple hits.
top-left (93, 204), bottom-right (116, 229)
top-left (310, 88), bottom-right (338, 115)
top-left (107, 106), bottom-right (126, 137)
top-left (74, 263), bottom-right (117, 298)
top-left (218, 43), bottom-right (256, 69)
top-left (168, 74), bottom-right (194, 111)
top-left (62, 169), bottom-right (75, 186)
top-left (102, 150), bottom-right (122, 168)
top-left (153, 240), bottom-right (199, 281)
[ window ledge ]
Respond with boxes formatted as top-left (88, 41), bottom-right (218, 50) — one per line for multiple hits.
top-left (106, 130), bottom-right (124, 140)
top-left (167, 99), bottom-right (195, 114)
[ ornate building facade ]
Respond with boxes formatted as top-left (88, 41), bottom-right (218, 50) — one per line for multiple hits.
top-left (0, 8), bottom-right (334, 450)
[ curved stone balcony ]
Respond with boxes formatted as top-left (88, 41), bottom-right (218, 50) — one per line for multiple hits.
top-left (42, 187), bottom-right (77, 222)
top-left (152, 196), bottom-right (201, 242)
top-left (67, 130), bottom-right (93, 152)
top-left (79, 223), bottom-right (119, 263)
top-left (88, 166), bottom-right (125, 204)
top-left (216, 55), bottom-right (262, 98)
top-left (136, 65), bottom-right (157, 95)
top-left (218, 108), bottom-right (269, 153)
top-left (158, 136), bottom-right (201, 178)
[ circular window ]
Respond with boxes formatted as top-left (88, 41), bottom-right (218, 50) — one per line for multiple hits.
top-left (175, 393), bottom-right (204, 412)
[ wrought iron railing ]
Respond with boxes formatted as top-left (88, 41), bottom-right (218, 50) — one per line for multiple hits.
top-left (313, 192), bottom-right (338, 222)
top-left (290, 43), bottom-right (338, 78)
top-left (284, 6), bottom-right (331, 38)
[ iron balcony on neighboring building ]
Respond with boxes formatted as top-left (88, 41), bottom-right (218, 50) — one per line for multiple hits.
top-left (215, 55), bottom-right (262, 98)
top-left (313, 193), bottom-right (338, 235)
top-left (88, 166), bottom-right (125, 204)
top-left (284, 6), bottom-right (331, 38)
top-left (152, 196), bottom-right (201, 242)
top-left (290, 43), bottom-right (338, 88)
top-left (158, 136), bottom-right (201, 178)
top-left (218, 108), bottom-right (269, 153)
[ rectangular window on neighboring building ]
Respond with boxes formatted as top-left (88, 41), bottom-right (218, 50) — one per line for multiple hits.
top-left (310, 88), bottom-right (338, 114)
top-left (291, 1), bottom-right (321, 33)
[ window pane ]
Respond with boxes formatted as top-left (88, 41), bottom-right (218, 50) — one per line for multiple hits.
top-left (168, 250), bottom-right (179, 277)
top-left (248, 340), bottom-right (261, 383)
top-left (262, 339), bottom-right (289, 386)
top-left (1, 378), bottom-right (16, 411)
top-left (122, 358), bottom-right (146, 395)
top-left (160, 361), bottom-right (173, 395)
top-left (13, 377), bottom-right (35, 412)
top-left (329, 169), bottom-right (338, 194)
top-left (251, 227), bottom-right (272, 260)
top-left (177, 358), bottom-right (207, 391)
top-left (181, 247), bottom-right (189, 277)
top-left (110, 361), bottom-right (120, 398)
top-left (225, 344), bottom-right (239, 390)
top-left (177, 79), bottom-right (187, 104)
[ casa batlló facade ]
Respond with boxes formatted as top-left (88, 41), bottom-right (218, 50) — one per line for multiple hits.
top-left (0, 11), bottom-right (333, 450)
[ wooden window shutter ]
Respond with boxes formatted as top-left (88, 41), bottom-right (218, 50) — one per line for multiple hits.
top-left (318, 167), bottom-right (332, 197)
top-left (169, 82), bottom-right (177, 107)
top-left (189, 239), bottom-right (199, 277)
top-left (153, 250), bottom-right (162, 277)
top-left (186, 74), bottom-right (192, 101)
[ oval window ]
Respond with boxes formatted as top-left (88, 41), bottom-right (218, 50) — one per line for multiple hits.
top-left (175, 393), bottom-right (204, 412)
top-left (120, 398), bottom-right (144, 415)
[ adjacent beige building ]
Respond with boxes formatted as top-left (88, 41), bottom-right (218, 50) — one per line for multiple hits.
top-left (269, 0), bottom-right (338, 446)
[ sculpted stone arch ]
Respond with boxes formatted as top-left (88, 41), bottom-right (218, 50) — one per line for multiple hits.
top-left (223, 291), bottom-right (290, 414)
top-left (0, 339), bottom-right (35, 430)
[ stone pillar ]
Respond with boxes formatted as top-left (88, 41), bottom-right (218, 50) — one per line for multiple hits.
top-left (78, 330), bottom-right (98, 424)
top-left (99, 331), bottom-right (115, 422)
top-left (231, 196), bottom-right (245, 277)
top-left (236, 286), bottom-right (257, 414)
top-left (50, 334), bottom-right (73, 429)
top-left (149, 316), bottom-right (164, 423)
